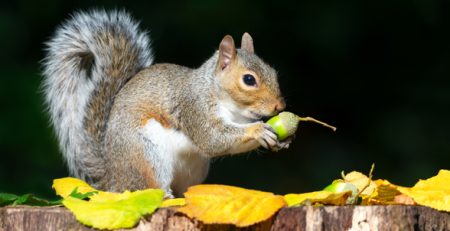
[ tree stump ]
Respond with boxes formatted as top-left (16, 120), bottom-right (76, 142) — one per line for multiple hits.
top-left (0, 205), bottom-right (448, 231)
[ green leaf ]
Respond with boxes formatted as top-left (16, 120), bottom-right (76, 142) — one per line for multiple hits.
top-left (68, 187), bottom-right (98, 200)
top-left (0, 193), bottom-right (61, 206)
top-left (0, 193), bottom-right (19, 206)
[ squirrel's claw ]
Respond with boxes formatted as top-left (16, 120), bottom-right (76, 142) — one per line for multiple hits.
top-left (278, 135), bottom-right (294, 150)
top-left (255, 124), bottom-right (280, 151)
top-left (268, 132), bottom-right (294, 152)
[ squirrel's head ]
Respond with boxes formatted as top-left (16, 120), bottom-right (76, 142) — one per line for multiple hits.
top-left (215, 33), bottom-right (285, 123)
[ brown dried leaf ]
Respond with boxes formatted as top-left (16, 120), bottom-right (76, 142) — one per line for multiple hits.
top-left (284, 190), bottom-right (352, 207)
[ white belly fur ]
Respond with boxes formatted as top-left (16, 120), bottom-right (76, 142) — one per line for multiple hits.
top-left (140, 119), bottom-right (210, 196)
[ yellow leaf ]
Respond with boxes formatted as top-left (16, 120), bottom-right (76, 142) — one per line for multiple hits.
top-left (53, 177), bottom-right (97, 198)
top-left (397, 169), bottom-right (450, 212)
top-left (177, 184), bottom-right (286, 227)
top-left (160, 198), bottom-right (186, 207)
top-left (284, 190), bottom-right (352, 207)
top-left (52, 177), bottom-right (122, 201)
top-left (89, 191), bottom-right (133, 202)
top-left (53, 177), bottom-right (165, 229)
top-left (344, 171), bottom-right (377, 196)
top-left (63, 189), bottom-right (164, 230)
top-left (362, 179), bottom-right (403, 205)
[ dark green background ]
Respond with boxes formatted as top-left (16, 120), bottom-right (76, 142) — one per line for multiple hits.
top-left (1, 0), bottom-right (449, 199)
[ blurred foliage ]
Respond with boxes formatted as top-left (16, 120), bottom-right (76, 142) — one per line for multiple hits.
top-left (0, 0), bottom-right (449, 198)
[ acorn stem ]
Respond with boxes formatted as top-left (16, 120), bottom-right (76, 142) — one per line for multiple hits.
top-left (296, 116), bottom-right (337, 132)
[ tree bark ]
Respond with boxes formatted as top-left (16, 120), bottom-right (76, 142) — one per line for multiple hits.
top-left (0, 205), bottom-right (448, 231)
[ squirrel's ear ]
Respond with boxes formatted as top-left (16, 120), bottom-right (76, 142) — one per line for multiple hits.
top-left (241, 32), bottom-right (254, 53)
top-left (218, 35), bottom-right (236, 70)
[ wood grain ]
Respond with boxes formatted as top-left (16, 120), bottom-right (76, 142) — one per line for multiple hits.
top-left (0, 205), bottom-right (448, 231)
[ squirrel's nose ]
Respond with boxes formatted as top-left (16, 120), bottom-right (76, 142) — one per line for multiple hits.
top-left (274, 98), bottom-right (286, 113)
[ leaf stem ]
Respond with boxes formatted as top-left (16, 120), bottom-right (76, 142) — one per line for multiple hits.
top-left (355, 163), bottom-right (376, 203)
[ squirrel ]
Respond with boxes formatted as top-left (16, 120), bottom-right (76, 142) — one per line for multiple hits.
top-left (42, 9), bottom-right (290, 197)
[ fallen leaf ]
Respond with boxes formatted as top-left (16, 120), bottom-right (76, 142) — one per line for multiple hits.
top-left (284, 190), bottom-right (352, 207)
top-left (63, 188), bottom-right (164, 230)
top-left (344, 171), bottom-right (377, 196)
top-left (67, 187), bottom-right (98, 200)
top-left (53, 177), bottom-right (126, 202)
top-left (53, 177), bottom-right (165, 229)
top-left (362, 179), bottom-right (403, 205)
top-left (89, 190), bottom-right (134, 202)
top-left (397, 169), bottom-right (450, 212)
top-left (178, 184), bottom-right (286, 227)
top-left (160, 198), bottom-right (186, 207)
top-left (394, 194), bottom-right (416, 205)
top-left (53, 177), bottom-right (97, 198)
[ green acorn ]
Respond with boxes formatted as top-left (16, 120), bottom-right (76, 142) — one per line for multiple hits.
top-left (323, 180), bottom-right (358, 204)
top-left (266, 111), bottom-right (336, 140)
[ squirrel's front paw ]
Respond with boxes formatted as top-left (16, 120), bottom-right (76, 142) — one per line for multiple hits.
top-left (249, 123), bottom-right (283, 152)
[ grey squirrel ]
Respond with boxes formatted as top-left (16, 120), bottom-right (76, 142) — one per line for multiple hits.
top-left (42, 9), bottom-right (290, 197)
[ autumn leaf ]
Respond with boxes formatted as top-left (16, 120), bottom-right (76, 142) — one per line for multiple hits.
top-left (362, 179), bottom-right (404, 205)
top-left (160, 198), bottom-right (186, 207)
top-left (178, 184), bottom-right (286, 227)
top-left (343, 171), bottom-right (377, 197)
top-left (284, 190), bottom-right (352, 207)
top-left (361, 170), bottom-right (450, 211)
top-left (53, 177), bottom-right (129, 202)
top-left (397, 169), bottom-right (450, 212)
top-left (393, 194), bottom-right (416, 205)
top-left (89, 190), bottom-right (137, 203)
top-left (53, 177), bottom-right (97, 198)
top-left (53, 177), bottom-right (164, 229)
top-left (63, 189), bottom-right (164, 230)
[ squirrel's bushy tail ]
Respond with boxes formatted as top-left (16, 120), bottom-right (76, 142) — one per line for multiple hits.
top-left (42, 9), bottom-right (153, 183)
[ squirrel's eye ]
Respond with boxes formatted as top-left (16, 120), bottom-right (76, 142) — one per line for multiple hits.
top-left (243, 74), bottom-right (257, 86)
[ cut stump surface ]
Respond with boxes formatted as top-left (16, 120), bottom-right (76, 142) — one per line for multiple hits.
top-left (0, 205), bottom-right (448, 231)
